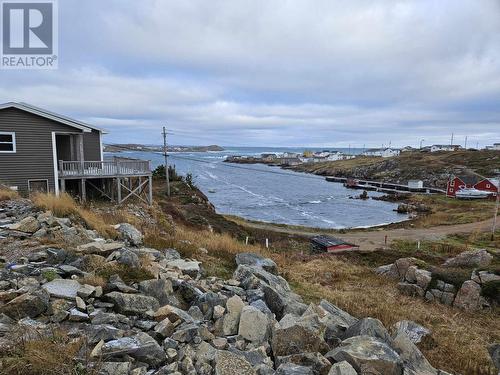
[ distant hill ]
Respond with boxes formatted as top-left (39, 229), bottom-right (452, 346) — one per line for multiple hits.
top-left (104, 144), bottom-right (224, 153)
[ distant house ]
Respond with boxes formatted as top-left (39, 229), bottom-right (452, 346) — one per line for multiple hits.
top-left (430, 145), bottom-right (462, 152)
top-left (401, 146), bottom-right (416, 153)
top-left (261, 153), bottom-right (278, 161)
top-left (278, 157), bottom-right (302, 166)
top-left (0, 102), bottom-right (152, 203)
top-left (485, 143), bottom-right (500, 151)
top-left (362, 148), bottom-right (400, 158)
top-left (310, 235), bottom-right (359, 253)
top-left (408, 180), bottom-right (423, 189)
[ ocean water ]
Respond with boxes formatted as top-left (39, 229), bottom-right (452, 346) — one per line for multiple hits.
top-left (107, 147), bottom-right (408, 229)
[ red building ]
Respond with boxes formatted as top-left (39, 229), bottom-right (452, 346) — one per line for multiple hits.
top-left (447, 176), bottom-right (499, 197)
top-left (446, 176), bottom-right (477, 197)
top-left (473, 178), bottom-right (499, 197)
top-left (310, 235), bottom-right (359, 253)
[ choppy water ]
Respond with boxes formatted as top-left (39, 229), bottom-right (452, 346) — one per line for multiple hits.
top-left (107, 147), bottom-right (408, 229)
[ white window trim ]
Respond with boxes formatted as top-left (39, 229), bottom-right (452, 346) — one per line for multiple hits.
top-left (0, 131), bottom-right (16, 153)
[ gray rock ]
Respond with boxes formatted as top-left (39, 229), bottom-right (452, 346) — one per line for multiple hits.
top-left (42, 279), bottom-right (81, 299)
top-left (344, 317), bottom-right (392, 344)
top-left (392, 331), bottom-right (437, 375)
top-left (0, 289), bottom-right (49, 319)
top-left (397, 282), bottom-right (425, 297)
top-left (238, 305), bottom-right (270, 343)
top-left (276, 352), bottom-right (331, 375)
top-left (196, 341), bottom-right (217, 363)
top-left (375, 263), bottom-right (399, 278)
top-left (453, 280), bottom-right (489, 311)
top-left (99, 362), bottom-right (130, 375)
top-left (443, 249), bottom-right (493, 268)
top-left (164, 248), bottom-right (181, 260)
top-left (116, 223), bottom-right (143, 246)
top-left (117, 249), bottom-right (140, 267)
top-left (415, 269), bottom-right (432, 290)
top-left (392, 320), bottom-right (431, 344)
top-left (138, 279), bottom-right (173, 305)
top-left (84, 324), bottom-right (124, 344)
top-left (275, 363), bottom-right (314, 375)
top-left (319, 299), bottom-right (358, 328)
top-left (394, 258), bottom-right (420, 280)
top-left (167, 259), bottom-right (201, 278)
top-left (440, 292), bottom-right (455, 306)
top-left (235, 253), bottom-right (278, 275)
top-left (104, 292), bottom-right (160, 315)
top-left (101, 332), bottom-right (165, 366)
top-left (222, 295), bottom-right (245, 336)
top-left (488, 343), bottom-right (500, 371)
top-left (328, 361), bottom-right (357, 375)
top-left (8, 216), bottom-right (40, 233)
top-left (215, 350), bottom-right (256, 375)
top-left (326, 335), bottom-right (403, 375)
top-left (171, 323), bottom-right (199, 342)
top-left (68, 307), bottom-right (89, 322)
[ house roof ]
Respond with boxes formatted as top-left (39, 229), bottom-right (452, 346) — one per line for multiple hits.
top-left (311, 235), bottom-right (356, 247)
top-left (0, 102), bottom-right (107, 134)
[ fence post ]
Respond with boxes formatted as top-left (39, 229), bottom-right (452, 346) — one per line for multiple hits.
top-left (265, 238), bottom-right (269, 248)
top-left (245, 236), bottom-right (249, 245)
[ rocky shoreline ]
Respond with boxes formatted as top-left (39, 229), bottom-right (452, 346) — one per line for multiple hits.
top-left (0, 198), bottom-right (498, 374)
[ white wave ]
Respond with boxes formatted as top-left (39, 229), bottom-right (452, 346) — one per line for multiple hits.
top-left (308, 200), bottom-right (321, 204)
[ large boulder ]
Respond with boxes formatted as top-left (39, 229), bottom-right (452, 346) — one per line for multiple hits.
top-left (222, 295), bottom-right (245, 336)
top-left (276, 352), bottom-right (331, 375)
top-left (0, 289), bottom-right (49, 319)
top-left (343, 317), bottom-right (392, 344)
top-left (215, 350), bottom-right (256, 375)
top-left (100, 332), bottom-right (164, 366)
top-left (167, 259), bottom-right (201, 278)
top-left (238, 305), bottom-right (270, 343)
top-left (8, 216), bottom-right (40, 233)
top-left (116, 223), bottom-right (143, 246)
top-left (392, 331), bottom-right (437, 375)
top-left (443, 249), bottom-right (493, 268)
top-left (42, 279), bottom-right (81, 299)
top-left (453, 280), bottom-right (489, 311)
top-left (326, 335), bottom-right (403, 375)
top-left (104, 292), bottom-right (160, 315)
top-left (138, 279), bottom-right (173, 305)
top-left (275, 363), bottom-right (314, 375)
top-left (328, 361), bottom-right (357, 375)
top-left (397, 282), bottom-right (425, 298)
top-left (272, 313), bottom-right (329, 356)
top-left (394, 258), bottom-right (421, 280)
top-left (392, 320), bottom-right (430, 344)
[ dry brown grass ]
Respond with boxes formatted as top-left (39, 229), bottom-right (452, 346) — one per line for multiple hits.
top-left (283, 256), bottom-right (499, 375)
top-left (32, 193), bottom-right (117, 238)
top-left (0, 186), bottom-right (19, 201)
top-left (0, 327), bottom-right (95, 375)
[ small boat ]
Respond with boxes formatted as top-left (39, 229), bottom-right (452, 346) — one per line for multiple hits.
top-left (208, 189), bottom-right (216, 194)
top-left (455, 188), bottom-right (490, 200)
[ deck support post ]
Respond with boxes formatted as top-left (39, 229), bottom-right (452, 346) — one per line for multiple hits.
top-left (148, 176), bottom-right (153, 205)
top-left (60, 179), bottom-right (65, 194)
top-left (81, 179), bottom-right (86, 202)
top-left (116, 177), bottom-right (122, 204)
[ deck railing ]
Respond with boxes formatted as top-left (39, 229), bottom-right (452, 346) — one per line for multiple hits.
top-left (59, 159), bottom-right (151, 178)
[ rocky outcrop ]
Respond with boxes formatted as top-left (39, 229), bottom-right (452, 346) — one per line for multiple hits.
top-left (376, 252), bottom-right (497, 311)
top-left (0, 200), bottom-right (450, 374)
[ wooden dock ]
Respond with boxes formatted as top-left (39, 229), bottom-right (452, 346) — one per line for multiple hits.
top-left (325, 176), bottom-right (445, 194)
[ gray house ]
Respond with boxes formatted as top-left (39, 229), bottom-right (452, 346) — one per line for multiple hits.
top-left (0, 102), bottom-right (152, 204)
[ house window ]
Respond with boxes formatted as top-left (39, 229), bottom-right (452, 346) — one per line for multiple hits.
top-left (450, 180), bottom-right (455, 187)
top-left (28, 180), bottom-right (49, 194)
top-left (486, 184), bottom-right (490, 188)
top-left (0, 132), bottom-right (16, 153)
top-left (450, 188), bottom-right (454, 193)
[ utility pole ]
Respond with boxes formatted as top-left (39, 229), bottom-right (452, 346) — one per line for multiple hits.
top-left (162, 126), bottom-right (171, 197)
top-left (464, 136), bottom-right (468, 150)
top-left (450, 133), bottom-right (454, 146)
top-left (419, 139), bottom-right (425, 149)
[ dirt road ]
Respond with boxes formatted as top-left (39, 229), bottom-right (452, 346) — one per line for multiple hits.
top-left (236, 218), bottom-right (495, 251)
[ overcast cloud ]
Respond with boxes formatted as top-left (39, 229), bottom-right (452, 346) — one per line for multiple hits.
top-left (1, 0), bottom-right (500, 147)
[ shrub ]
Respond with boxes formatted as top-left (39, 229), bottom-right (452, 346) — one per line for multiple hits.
top-left (481, 280), bottom-right (500, 303)
top-left (0, 186), bottom-right (19, 201)
top-left (41, 270), bottom-right (58, 282)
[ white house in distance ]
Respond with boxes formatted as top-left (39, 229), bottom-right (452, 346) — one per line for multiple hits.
top-left (362, 148), bottom-right (401, 158)
top-left (486, 143), bottom-right (500, 151)
top-left (428, 144), bottom-right (462, 152)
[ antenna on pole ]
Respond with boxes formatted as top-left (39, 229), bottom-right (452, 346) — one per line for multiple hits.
top-left (464, 136), bottom-right (468, 150)
top-left (162, 126), bottom-right (171, 197)
top-left (450, 133), bottom-right (454, 146)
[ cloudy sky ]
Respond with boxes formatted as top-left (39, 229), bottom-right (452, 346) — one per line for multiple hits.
top-left (1, 0), bottom-right (500, 147)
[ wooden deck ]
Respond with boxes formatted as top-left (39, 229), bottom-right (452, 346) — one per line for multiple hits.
top-left (58, 160), bottom-right (151, 179)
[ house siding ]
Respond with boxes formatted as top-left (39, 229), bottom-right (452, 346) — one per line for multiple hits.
top-left (83, 129), bottom-right (102, 161)
top-left (0, 107), bottom-right (101, 194)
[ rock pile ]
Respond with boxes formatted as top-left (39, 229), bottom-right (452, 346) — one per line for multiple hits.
top-left (376, 251), bottom-right (498, 311)
top-left (0, 200), bottom-right (484, 374)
